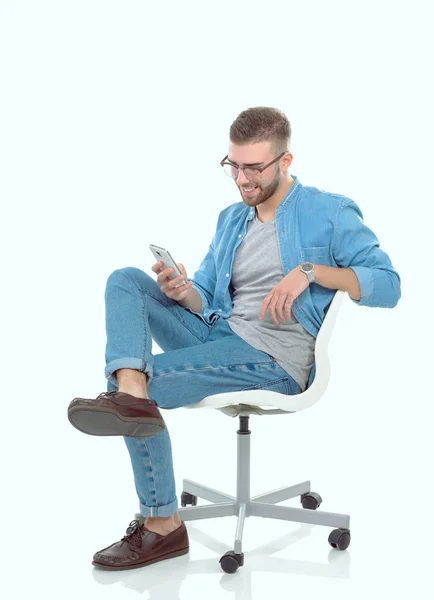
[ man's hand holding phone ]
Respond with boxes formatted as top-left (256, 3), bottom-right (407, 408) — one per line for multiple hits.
top-left (152, 261), bottom-right (193, 301)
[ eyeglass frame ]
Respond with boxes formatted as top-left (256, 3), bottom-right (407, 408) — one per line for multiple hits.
top-left (220, 151), bottom-right (288, 181)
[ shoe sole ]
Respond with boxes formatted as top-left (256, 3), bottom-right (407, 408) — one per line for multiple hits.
top-left (92, 546), bottom-right (190, 570)
top-left (68, 404), bottom-right (166, 437)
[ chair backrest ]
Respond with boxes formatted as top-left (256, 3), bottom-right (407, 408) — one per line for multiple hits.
top-left (188, 289), bottom-right (346, 416)
top-left (249, 288), bottom-right (346, 414)
top-left (306, 289), bottom-right (345, 396)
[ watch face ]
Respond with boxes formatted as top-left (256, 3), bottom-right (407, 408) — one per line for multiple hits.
top-left (302, 262), bottom-right (314, 272)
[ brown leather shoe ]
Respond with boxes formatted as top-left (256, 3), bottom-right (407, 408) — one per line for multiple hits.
top-left (67, 391), bottom-right (166, 437)
top-left (92, 518), bottom-right (189, 570)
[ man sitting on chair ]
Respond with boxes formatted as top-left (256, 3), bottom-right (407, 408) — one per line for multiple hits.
top-left (67, 106), bottom-right (401, 571)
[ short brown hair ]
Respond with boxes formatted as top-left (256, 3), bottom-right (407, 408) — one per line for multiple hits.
top-left (229, 107), bottom-right (291, 155)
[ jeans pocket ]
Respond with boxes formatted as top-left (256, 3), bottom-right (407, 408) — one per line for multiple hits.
top-left (285, 376), bottom-right (302, 395)
top-left (240, 377), bottom-right (289, 395)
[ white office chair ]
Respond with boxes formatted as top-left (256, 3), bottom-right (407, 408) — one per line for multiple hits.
top-left (177, 289), bottom-right (351, 573)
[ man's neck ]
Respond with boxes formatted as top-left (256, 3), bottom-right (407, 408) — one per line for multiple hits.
top-left (256, 176), bottom-right (295, 222)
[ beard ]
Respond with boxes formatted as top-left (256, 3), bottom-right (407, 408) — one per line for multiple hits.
top-left (239, 170), bottom-right (281, 207)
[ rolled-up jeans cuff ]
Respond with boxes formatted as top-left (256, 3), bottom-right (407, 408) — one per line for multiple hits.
top-left (139, 496), bottom-right (179, 517)
top-left (104, 358), bottom-right (153, 387)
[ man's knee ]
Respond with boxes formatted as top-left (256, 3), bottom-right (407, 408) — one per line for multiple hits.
top-left (106, 266), bottom-right (152, 288)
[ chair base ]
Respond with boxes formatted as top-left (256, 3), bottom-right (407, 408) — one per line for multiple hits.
top-left (178, 415), bottom-right (350, 558)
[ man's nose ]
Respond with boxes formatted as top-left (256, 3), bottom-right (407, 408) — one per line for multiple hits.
top-left (236, 169), bottom-right (250, 186)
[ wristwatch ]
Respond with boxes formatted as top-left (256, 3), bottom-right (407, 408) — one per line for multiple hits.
top-left (300, 262), bottom-right (315, 284)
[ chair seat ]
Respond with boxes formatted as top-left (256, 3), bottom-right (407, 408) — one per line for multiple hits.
top-left (183, 290), bottom-right (345, 417)
top-left (184, 384), bottom-right (323, 417)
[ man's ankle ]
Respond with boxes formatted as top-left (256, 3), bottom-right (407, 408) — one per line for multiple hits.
top-left (145, 513), bottom-right (181, 527)
top-left (118, 387), bottom-right (148, 399)
top-left (116, 369), bottom-right (149, 399)
top-left (145, 516), bottom-right (180, 534)
top-left (119, 388), bottom-right (148, 399)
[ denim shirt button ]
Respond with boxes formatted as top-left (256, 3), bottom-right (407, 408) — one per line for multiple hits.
top-left (226, 273), bottom-right (229, 277)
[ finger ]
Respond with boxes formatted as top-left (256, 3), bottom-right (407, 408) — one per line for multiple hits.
top-left (151, 260), bottom-right (163, 273)
top-left (169, 274), bottom-right (186, 288)
top-left (265, 293), bottom-right (278, 324)
top-left (269, 301), bottom-right (279, 325)
top-left (259, 299), bottom-right (269, 319)
top-left (276, 299), bottom-right (287, 322)
top-left (160, 266), bottom-right (175, 281)
top-left (163, 273), bottom-right (187, 291)
top-left (167, 281), bottom-right (192, 296)
top-left (285, 302), bottom-right (292, 320)
top-left (157, 266), bottom-right (173, 285)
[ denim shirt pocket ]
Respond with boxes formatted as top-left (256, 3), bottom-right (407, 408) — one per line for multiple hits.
top-left (300, 246), bottom-right (330, 266)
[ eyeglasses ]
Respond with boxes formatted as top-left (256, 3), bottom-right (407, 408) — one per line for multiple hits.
top-left (220, 151), bottom-right (287, 181)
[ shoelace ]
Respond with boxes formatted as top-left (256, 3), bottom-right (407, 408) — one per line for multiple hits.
top-left (120, 519), bottom-right (145, 548)
top-left (96, 391), bottom-right (118, 400)
top-left (96, 390), bottom-right (156, 405)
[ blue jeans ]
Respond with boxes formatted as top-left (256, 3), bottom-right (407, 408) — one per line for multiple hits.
top-left (104, 267), bottom-right (302, 517)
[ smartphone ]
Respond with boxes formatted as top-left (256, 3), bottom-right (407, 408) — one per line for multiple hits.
top-left (149, 244), bottom-right (187, 285)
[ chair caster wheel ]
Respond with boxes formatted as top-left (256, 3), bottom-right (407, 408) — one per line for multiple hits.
top-left (219, 550), bottom-right (244, 573)
top-left (301, 492), bottom-right (322, 510)
top-left (181, 492), bottom-right (197, 507)
top-left (328, 528), bottom-right (351, 550)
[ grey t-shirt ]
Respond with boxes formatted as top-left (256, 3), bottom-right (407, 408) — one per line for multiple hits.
top-left (226, 211), bottom-right (315, 392)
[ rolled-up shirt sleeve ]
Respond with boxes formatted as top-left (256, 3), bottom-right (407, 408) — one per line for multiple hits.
top-left (332, 198), bottom-right (401, 308)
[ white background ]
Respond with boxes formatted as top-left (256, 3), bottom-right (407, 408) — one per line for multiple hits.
top-left (1, 1), bottom-right (433, 598)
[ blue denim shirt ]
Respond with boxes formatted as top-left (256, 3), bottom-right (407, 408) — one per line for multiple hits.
top-left (186, 174), bottom-right (401, 388)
